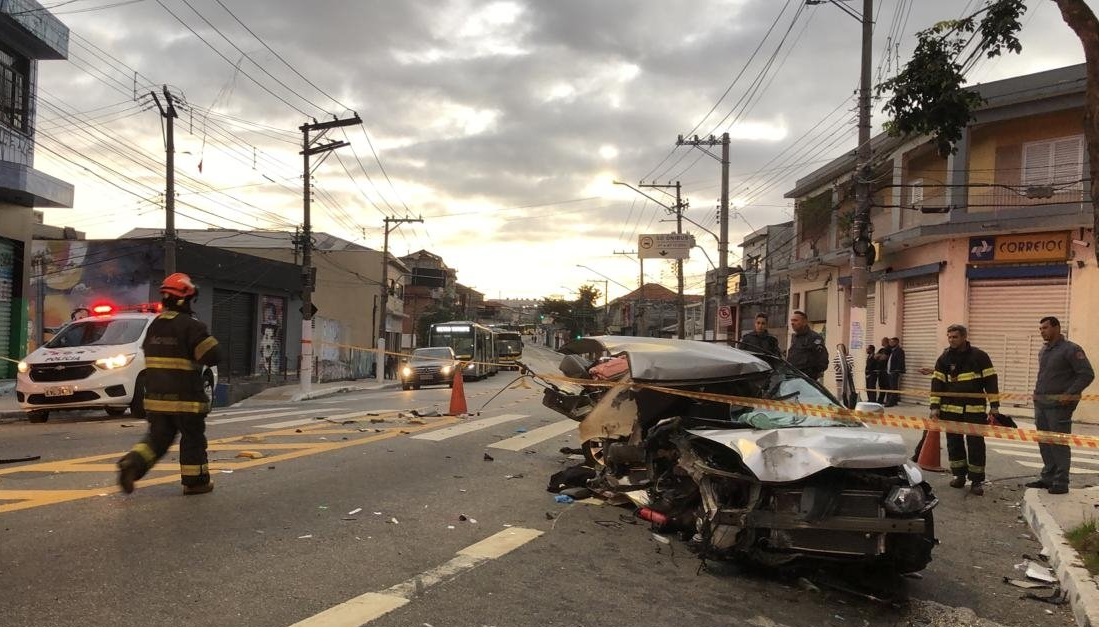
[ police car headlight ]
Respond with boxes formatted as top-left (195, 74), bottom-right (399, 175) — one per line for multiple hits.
top-left (95, 353), bottom-right (136, 370)
top-left (17, 361), bottom-right (28, 374)
top-left (883, 485), bottom-right (926, 514)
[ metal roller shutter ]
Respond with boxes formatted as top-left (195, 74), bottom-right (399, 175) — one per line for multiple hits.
top-left (211, 289), bottom-right (256, 377)
top-left (968, 278), bottom-right (1069, 408)
top-left (0, 238), bottom-right (13, 379)
top-left (900, 277), bottom-right (939, 402)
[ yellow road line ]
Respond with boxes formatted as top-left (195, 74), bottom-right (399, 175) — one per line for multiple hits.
top-left (0, 415), bottom-right (458, 514)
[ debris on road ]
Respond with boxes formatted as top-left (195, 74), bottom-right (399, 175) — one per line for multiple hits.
top-left (559, 487), bottom-right (592, 500)
top-left (515, 427), bottom-right (528, 433)
top-left (797, 577), bottom-right (821, 593)
top-left (1003, 578), bottom-right (1052, 590)
top-left (240, 435), bottom-right (265, 443)
top-left (407, 418), bottom-right (426, 425)
top-left (236, 450), bottom-right (265, 459)
top-left (554, 495), bottom-right (574, 504)
top-left (1023, 587), bottom-right (1069, 605)
top-left (120, 423), bottom-right (137, 428)
top-left (411, 409), bottom-right (441, 418)
top-left (559, 446), bottom-right (583, 455)
top-left (505, 473), bottom-right (524, 480)
top-left (387, 517), bottom-right (399, 524)
top-left (651, 533), bottom-right (671, 545)
top-left (483, 453), bottom-right (494, 462)
top-left (370, 417), bottom-right (387, 424)
top-left (1025, 562), bottom-right (1057, 583)
top-left (220, 469), bottom-right (234, 474)
top-left (297, 534), bottom-right (313, 539)
top-left (547, 463), bottom-right (596, 493)
top-left (348, 508), bottom-right (362, 516)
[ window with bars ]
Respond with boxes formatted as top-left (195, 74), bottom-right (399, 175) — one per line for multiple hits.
top-left (0, 43), bottom-right (30, 133)
top-left (1022, 135), bottom-right (1084, 190)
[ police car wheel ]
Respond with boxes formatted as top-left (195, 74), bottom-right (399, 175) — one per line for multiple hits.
top-left (27, 410), bottom-right (49, 423)
top-left (130, 373), bottom-right (147, 420)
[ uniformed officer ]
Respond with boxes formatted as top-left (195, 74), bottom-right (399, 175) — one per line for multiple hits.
top-left (1027, 316), bottom-right (1094, 495)
top-left (930, 324), bottom-right (999, 496)
top-left (787, 310), bottom-right (828, 380)
top-left (740, 312), bottom-right (781, 356)
top-left (117, 273), bottom-right (222, 495)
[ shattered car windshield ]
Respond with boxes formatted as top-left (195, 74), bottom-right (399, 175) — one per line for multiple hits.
top-left (729, 368), bottom-right (856, 429)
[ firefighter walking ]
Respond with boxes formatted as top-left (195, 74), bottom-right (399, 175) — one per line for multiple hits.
top-left (117, 273), bottom-right (222, 495)
top-left (929, 324), bottom-right (999, 496)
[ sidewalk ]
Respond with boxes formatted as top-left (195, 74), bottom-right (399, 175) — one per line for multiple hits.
top-left (1024, 487), bottom-right (1099, 627)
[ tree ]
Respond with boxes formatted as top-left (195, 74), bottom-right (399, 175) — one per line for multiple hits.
top-left (539, 284), bottom-right (604, 339)
top-left (416, 300), bottom-right (459, 347)
top-left (878, 0), bottom-right (1099, 255)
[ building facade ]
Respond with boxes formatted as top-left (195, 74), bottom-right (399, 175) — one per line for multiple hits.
top-left (0, 2), bottom-right (73, 378)
top-left (781, 64), bottom-right (1094, 406)
top-left (732, 221), bottom-right (794, 347)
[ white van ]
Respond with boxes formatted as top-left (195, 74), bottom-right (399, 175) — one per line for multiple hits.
top-left (15, 303), bottom-right (217, 423)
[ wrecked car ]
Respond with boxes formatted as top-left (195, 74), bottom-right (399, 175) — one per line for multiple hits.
top-left (530, 336), bottom-right (937, 573)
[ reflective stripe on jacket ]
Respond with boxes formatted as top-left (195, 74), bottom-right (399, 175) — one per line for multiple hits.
top-left (142, 310), bottom-right (222, 415)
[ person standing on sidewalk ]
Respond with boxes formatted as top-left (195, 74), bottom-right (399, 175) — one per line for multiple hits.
top-left (865, 344), bottom-right (881, 403)
top-left (740, 312), bottom-right (781, 356)
top-left (117, 273), bottom-right (222, 495)
top-left (929, 324), bottom-right (1000, 496)
top-left (884, 337), bottom-right (906, 407)
top-left (1027, 316), bottom-right (1094, 495)
top-left (787, 310), bottom-right (828, 380)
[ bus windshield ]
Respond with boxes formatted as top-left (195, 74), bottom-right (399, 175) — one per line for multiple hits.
top-left (429, 324), bottom-right (474, 359)
top-left (495, 332), bottom-right (522, 357)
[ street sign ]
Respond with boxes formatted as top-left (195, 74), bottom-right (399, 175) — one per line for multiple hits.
top-left (716, 305), bottom-right (732, 326)
top-left (638, 233), bottom-right (693, 260)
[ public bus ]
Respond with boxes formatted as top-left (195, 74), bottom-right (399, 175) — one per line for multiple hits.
top-left (427, 321), bottom-right (497, 380)
top-left (492, 330), bottom-right (523, 370)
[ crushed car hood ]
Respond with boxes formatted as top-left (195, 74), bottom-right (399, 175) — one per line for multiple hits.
top-left (559, 336), bottom-right (771, 383)
top-left (689, 427), bottom-right (909, 483)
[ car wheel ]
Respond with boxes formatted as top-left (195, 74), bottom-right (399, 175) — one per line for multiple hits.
top-left (27, 410), bottom-right (49, 423)
top-left (130, 372), bottom-right (147, 420)
top-left (401, 383), bottom-right (410, 391)
top-left (413, 384), bottom-right (421, 390)
top-left (105, 407), bottom-right (127, 417)
top-left (448, 381), bottom-right (454, 389)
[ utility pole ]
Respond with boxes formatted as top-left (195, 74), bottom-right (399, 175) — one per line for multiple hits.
top-left (641, 181), bottom-right (687, 339)
top-left (149, 86), bottom-right (178, 276)
top-left (298, 114), bottom-right (362, 396)
top-left (585, 278), bottom-right (609, 332)
top-left (614, 250), bottom-right (643, 335)
top-left (377, 216), bottom-right (423, 383)
top-left (676, 133), bottom-right (730, 338)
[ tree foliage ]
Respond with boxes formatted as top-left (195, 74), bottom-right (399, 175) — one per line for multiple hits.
top-left (878, 0), bottom-right (1026, 156)
top-left (539, 284), bottom-right (603, 338)
top-left (416, 300), bottom-right (459, 346)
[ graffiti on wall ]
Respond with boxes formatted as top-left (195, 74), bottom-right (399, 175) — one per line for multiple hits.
top-left (258, 295), bottom-right (285, 374)
top-left (28, 241), bottom-right (157, 351)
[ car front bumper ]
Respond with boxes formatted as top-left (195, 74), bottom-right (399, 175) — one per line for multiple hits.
top-left (16, 366), bottom-right (138, 412)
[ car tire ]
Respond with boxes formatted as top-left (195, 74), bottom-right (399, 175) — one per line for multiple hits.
top-left (401, 383), bottom-right (410, 391)
top-left (130, 372), bottom-right (147, 420)
top-left (448, 381), bottom-right (454, 389)
top-left (105, 407), bottom-right (127, 417)
top-left (413, 384), bottom-right (421, 390)
top-left (27, 410), bottom-right (49, 423)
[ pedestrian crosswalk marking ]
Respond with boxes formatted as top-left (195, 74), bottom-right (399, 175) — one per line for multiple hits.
top-left (1014, 460), bottom-right (1099, 475)
top-left (489, 419), bottom-right (577, 451)
top-left (207, 408), bottom-right (318, 426)
top-left (258, 411), bottom-right (377, 430)
top-left (411, 414), bottom-right (528, 442)
top-left (991, 448), bottom-right (1099, 466)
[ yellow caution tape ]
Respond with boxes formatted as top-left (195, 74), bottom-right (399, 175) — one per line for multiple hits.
top-left (535, 373), bottom-right (1099, 450)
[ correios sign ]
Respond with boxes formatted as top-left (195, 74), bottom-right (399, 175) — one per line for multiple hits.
top-left (968, 231), bottom-right (1070, 263)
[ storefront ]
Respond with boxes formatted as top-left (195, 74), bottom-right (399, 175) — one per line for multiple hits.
top-left (0, 236), bottom-right (15, 378)
top-left (900, 275), bottom-right (939, 398)
top-left (965, 231), bottom-right (1073, 407)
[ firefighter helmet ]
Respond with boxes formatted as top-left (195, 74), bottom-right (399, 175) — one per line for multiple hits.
top-left (160, 272), bottom-right (197, 299)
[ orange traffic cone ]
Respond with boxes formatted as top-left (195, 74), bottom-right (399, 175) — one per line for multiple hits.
top-left (916, 429), bottom-right (946, 472)
top-left (449, 366), bottom-right (468, 416)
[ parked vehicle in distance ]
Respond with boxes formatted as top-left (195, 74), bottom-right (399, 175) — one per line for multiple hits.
top-left (427, 321), bottom-right (496, 380)
top-left (493, 330), bottom-right (523, 370)
top-left (400, 346), bottom-right (460, 390)
top-left (16, 302), bottom-right (217, 423)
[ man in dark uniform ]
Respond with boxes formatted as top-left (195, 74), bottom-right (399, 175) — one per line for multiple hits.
top-left (884, 337), bottom-right (906, 406)
top-left (787, 310), bottom-right (828, 380)
top-left (930, 324), bottom-right (999, 496)
top-left (1027, 316), bottom-right (1094, 495)
top-left (117, 273), bottom-right (222, 495)
top-left (740, 312), bottom-right (781, 355)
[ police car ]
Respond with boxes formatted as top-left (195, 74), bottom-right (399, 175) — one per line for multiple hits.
top-left (15, 303), bottom-right (217, 423)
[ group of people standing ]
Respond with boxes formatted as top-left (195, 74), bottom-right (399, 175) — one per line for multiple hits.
top-left (865, 337), bottom-right (905, 407)
top-left (739, 311), bottom-right (1095, 498)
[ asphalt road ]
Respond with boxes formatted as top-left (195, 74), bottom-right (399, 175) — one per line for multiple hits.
top-left (0, 344), bottom-right (1082, 627)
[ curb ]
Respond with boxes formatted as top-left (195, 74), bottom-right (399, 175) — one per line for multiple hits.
top-left (1022, 487), bottom-right (1099, 627)
top-left (289, 383), bottom-right (399, 402)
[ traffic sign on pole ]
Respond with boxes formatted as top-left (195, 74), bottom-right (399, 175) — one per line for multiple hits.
top-left (638, 233), bottom-right (693, 259)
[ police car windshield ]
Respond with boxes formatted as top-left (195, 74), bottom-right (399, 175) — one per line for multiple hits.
top-left (46, 319), bottom-right (147, 348)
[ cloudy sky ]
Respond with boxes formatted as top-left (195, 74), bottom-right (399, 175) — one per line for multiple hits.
top-left (31, 0), bottom-right (1093, 301)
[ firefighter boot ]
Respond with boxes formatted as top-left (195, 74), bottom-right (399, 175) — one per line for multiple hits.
top-left (182, 481), bottom-right (214, 495)
top-left (970, 481), bottom-right (985, 496)
top-left (117, 456), bottom-right (140, 494)
top-left (949, 476), bottom-right (966, 489)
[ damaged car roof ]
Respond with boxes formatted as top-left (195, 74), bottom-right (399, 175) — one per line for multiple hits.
top-left (559, 336), bottom-right (772, 383)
